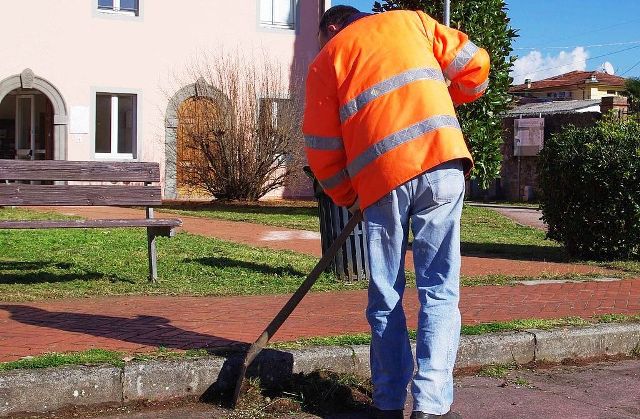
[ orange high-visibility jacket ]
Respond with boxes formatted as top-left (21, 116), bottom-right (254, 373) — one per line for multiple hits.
top-left (303, 10), bottom-right (490, 209)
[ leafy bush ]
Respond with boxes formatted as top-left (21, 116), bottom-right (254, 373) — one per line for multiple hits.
top-left (538, 116), bottom-right (640, 260)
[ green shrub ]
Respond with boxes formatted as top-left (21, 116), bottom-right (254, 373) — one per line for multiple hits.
top-left (538, 116), bottom-right (640, 260)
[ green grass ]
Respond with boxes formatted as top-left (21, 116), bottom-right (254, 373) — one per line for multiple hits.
top-left (270, 314), bottom-right (640, 350)
top-left (0, 208), bottom-right (357, 301)
top-left (459, 206), bottom-right (564, 261)
top-left (593, 260), bottom-right (640, 275)
top-left (477, 363), bottom-right (516, 379)
top-left (0, 349), bottom-right (125, 370)
top-left (0, 347), bottom-right (211, 371)
top-left (0, 206), bottom-right (634, 301)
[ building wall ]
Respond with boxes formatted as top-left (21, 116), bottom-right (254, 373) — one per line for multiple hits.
top-left (515, 85), bottom-right (624, 101)
top-left (500, 112), bottom-right (601, 201)
top-left (0, 0), bottom-right (320, 199)
top-left (590, 85), bottom-right (625, 100)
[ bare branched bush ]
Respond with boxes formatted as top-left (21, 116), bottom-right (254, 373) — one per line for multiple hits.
top-left (168, 51), bottom-right (303, 201)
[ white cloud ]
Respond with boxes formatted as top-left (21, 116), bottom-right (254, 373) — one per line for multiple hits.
top-left (511, 47), bottom-right (589, 85)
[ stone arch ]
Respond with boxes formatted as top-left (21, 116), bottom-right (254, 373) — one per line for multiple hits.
top-left (0, 69), bottom-right (68, 160)
top-left (164, 79), bottom-right (229, 199)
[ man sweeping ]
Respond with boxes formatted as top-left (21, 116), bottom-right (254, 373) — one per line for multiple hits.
top-left (302, 6), bottom-right (490, 419)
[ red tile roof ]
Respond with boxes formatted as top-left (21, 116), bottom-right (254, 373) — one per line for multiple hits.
top-left (510, 71), bottom-right (626, 93)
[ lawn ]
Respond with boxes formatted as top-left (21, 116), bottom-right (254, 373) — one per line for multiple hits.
top-left (1, 203), bottom-right (637, 302)
top-left (0, 207), bottom-right (349, 301)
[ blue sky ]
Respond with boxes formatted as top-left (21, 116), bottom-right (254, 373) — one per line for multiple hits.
top-left (332, 0), bottom-right (640, 82)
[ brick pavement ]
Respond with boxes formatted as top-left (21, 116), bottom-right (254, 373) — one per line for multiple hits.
top-left (0, 280), bottom-right (638, 362)
top-left (0, 205), bottom-right (636, 363)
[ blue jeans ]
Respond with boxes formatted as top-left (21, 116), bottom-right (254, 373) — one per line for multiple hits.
top-left (364, 159), bottom-right (465, 414)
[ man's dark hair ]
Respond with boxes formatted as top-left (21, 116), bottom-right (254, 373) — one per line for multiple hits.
top-left (319, 5), bottom-right (360, 36)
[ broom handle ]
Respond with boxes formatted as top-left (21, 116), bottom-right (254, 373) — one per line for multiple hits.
top-left (244, 210), bottom-right (363, 363)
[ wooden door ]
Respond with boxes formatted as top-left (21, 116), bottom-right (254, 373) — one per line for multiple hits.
top-left (176, 96), bottom-right (219, 197)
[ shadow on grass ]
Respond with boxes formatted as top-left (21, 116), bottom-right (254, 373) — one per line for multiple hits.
top-left (0, 261), bottom-right (135, 285)
top-left (186, 256), bottom-right (306, 277)
top-left (460, 242), bottom-right (569, 263)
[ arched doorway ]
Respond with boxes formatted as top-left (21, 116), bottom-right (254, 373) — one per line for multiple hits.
top-left (164, 80), bottom-right (228, 199)
top-left (0, 69), bottom-right (68, 160)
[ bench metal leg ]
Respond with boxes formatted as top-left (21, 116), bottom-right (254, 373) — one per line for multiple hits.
top-left (146, 207), bottom-right (158, 282)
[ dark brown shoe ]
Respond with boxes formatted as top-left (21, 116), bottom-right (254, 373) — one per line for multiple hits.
top-left (369, 406), bottom-right (405, 419)
top-left (410, 411), bottom-right (462, 419)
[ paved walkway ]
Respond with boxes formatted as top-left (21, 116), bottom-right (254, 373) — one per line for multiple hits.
top-left (491, 206), bottom-right (547, 231)
top-left (0, 205), bottom-right (637, 363)
top-left (1, 280), bottom-right (639, 362)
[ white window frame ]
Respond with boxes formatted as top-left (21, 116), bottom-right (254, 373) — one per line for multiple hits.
top-left (94, 0), bottom-right (145, 22)
top-left (258, 0), bottom-right (297, 31)
top-left (93, 91), bottom-right (139, 161)
top-left (96, 0), bottom-right (140, 16)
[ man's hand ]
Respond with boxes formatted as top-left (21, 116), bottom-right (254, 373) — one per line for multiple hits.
top-left (347, 197), bottom-right (360, 214)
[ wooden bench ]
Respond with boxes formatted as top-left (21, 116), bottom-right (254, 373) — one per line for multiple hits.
top-left (0, 159), bottom-right (182, 282)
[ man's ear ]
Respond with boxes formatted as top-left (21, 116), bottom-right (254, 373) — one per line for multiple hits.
top-left (327, 23), bottom-right (341, 34)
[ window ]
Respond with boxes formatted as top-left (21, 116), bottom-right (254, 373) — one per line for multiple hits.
top-left (98, 0), bottom-right (139, 16)
top-left (260, 0), bottom-right (295, 29)
top-left (607, 90), bottom-right (616, 95)
top-left (95, 93), bottom-right (137, 159)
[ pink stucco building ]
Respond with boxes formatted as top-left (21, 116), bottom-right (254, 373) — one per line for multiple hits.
top-left (0, 0), bottom-right (330, 199)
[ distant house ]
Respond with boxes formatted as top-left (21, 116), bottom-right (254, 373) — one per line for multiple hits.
top-left (510, 70), bottom-right (626, 101)
top-left (487, 71), bottom-right (630, 202)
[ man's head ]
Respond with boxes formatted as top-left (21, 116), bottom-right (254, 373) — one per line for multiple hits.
top-left (318, 5), bottom-right (360, 49)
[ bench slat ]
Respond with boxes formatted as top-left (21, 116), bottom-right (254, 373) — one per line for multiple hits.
top-left (0, 185), bottom-right (162, 206)
top-left (0, 219), bottom-right (182, 229)
top-left (0, 160), bottom-right (160, 182)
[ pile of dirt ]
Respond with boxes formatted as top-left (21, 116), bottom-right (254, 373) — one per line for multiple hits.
top-left (227, 369), bottom-right (372, 418)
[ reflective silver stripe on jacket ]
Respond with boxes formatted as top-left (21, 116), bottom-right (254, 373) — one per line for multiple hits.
top-left (347, 115), bottom-right (461, 178)
top-left (454, 78), bottom-right (489, 97)
top-left (304, 135), bottom-right (344, 151)
top-left (444, 41), bottom-right (479, 80)
top-left (319, 169), bottom-right (349, 190)
top-left (339, 68), bottom-right (446, 123)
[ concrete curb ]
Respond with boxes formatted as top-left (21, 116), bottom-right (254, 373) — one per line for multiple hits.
top-left (1, 323), bottom-right (638, 416)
